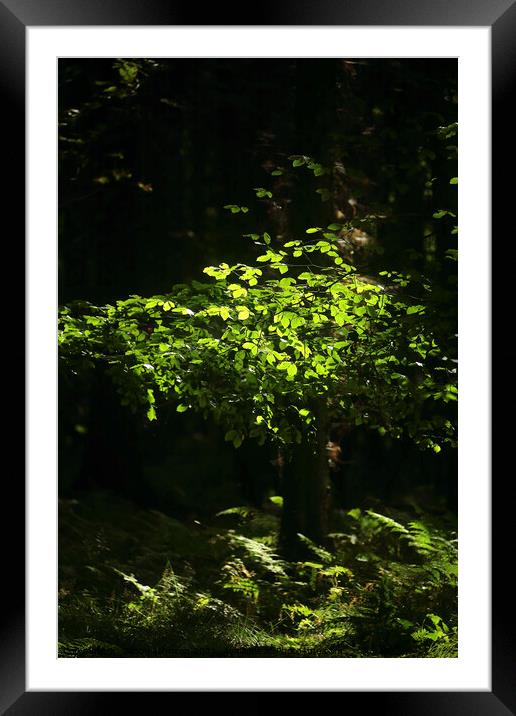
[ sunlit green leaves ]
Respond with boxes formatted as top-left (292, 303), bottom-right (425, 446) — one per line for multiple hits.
top-left (406, 305), bottom-right (425, 315)
top-left (284, 364), bottom-right (296, 379)
top-left (289, 155), bottom-right (306, 167)
top-left (254, 187), bottom-right (273, 199)
top-left (237, 306), bottom-right (250, 320)
top-left (228, 283), bottom-right (248, 299)
top-left (432, 209), bottom-right (456, 219)
top-left (223, 204), bottom-right (249, 214)
top-left (59, 210), bottom-right (456, 452)
top-left (203, 263), bottom-right (232, 280)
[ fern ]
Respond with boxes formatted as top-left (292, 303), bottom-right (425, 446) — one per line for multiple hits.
top-left (58, 638), bottom-right (124, 657)
top-left (366, 510), bottom-right (409, 537)
top-left (59, 495), bottom-right (457, 658)
top-left (216, 506), bottom-right (255, 520)
top-left (406, 521), bottom-right (435, 555)
top-left (411, 614), bottom-right (453, 643)
top-left (296, 533), bottom-right (333, 563)
top-left (226, 532), bottom-right (287, 576)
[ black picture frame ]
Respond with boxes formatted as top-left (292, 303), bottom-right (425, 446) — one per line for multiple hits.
top-left (5, 0), bottom-right (509, 712)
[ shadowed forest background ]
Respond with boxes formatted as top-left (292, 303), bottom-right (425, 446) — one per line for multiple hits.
top-left (58, 58), bottom-right (458, 658)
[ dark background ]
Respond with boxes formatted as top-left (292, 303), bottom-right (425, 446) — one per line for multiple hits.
top-left (58, 57), bottom-right (458, 519)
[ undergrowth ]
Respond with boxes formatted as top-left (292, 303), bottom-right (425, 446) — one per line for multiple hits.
top-left (58, 494), bottom-right (457, 658)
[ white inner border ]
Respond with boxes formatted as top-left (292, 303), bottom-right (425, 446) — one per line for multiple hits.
top-left (27, 26), bottom-right (491, 691)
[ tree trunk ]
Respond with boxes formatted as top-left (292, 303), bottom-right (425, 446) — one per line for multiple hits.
top-left (279, 62), bottom-right (336, 559)
top-left (279, 400), bottom-right (330, 560)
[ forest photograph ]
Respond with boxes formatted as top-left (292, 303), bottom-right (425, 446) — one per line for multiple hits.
top-left (57, 57), bottom-right (458, 660)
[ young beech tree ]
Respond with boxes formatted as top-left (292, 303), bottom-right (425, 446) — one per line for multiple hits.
top-left (59, 223), bottom-right (457, 558)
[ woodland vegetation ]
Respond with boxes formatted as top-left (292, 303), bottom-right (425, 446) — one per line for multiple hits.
top-left (58, 58), bottom-right (458, 658)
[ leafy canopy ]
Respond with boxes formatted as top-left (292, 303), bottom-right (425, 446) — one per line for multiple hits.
top-left (59, 216), bottom-right (456, 452)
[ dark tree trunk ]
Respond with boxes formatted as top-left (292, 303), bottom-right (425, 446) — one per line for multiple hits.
top-left (279, 400), bottom-right (330, 560)
top-left (277, 63), bottom-right (337, 560)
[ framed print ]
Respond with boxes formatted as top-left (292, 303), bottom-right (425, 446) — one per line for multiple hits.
top-left (3, 0), bottom-right (511, 712)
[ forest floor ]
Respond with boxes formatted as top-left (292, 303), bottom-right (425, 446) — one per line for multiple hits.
top-left (58, 491), bottom-right (458, 659)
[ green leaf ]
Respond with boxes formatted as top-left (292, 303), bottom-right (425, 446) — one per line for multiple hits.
top-left (433, 209), bottom-right (456, 219)
top-left (279, 277), bottom-right (295, 289)
top-left (407, 305), bottom-right (425, 315)
top-left (254, 188), bottom-right (273, 199)
top-left (59, 155), bottom-right (456, 458)
top-left (286, 363), bottom-right (298, 378)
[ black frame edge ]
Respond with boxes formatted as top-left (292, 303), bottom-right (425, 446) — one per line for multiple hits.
top-left (492, 1), bottom-right (516, 714)
top-left (1, 0), bottom-right (26, 714)
top-left (0, 0), bottom-right (515, 27)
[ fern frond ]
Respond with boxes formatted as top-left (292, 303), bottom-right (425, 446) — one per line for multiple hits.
top-left (297, 534), bottom-right (333, 563)
top-left (216, 506), bottom-right (255, 519)
top-left (227, 532), bottom-right (287, 576)
top-left (366, 510), bottom-right (409, 537)
top-left (406, 521), bottom-right (435, 555)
